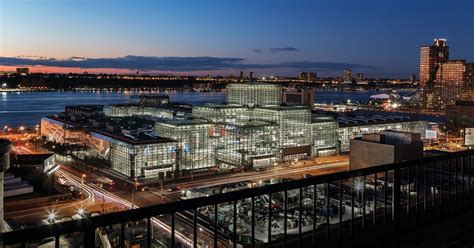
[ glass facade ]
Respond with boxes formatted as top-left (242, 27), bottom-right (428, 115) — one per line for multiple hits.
top-left (338, 120), bottom-right (428, 152)
top-left (40, 82), bottom-right (431, 179)
top-left (154, 120), bottom-right (214, 171)
top-left (252, 106), bottom-right (312, 149)
top-left (213, 121), bottom-right (280, 168)
top-left (193, 104), bottom-right (338, 165)
top-left (41, 116), bottom-right (177, 179)
top-left (110, 140), bottom-right (176, 179)
top-left (311, 117), bottom-right (338, 156)
top-left (104, 105), bottom-right (178, 119)
top-left (192, 104), bottom-right (250, 124)
top-left (226, 83), bottom-right (282, 106)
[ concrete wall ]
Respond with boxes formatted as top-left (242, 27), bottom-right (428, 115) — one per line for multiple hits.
top-left (349, 139), bottom-right (423, 170)
top-left (350, 139), bottom-right (395, 170)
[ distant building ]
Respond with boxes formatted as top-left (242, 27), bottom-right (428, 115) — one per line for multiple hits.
top-left (16, 67), bottom-right (29, 75)
top-left (343, 69), bottom-right (352, 82)
top-left (410, 74), bottom-right (417, 83)
top-left (138, 94), bottom-right (170, 106)
top-left (436, 60), bottom-right (467, 106)
top-left (283, 88), bottom-right (315, 109)
top-left (299, 72), bottom-right (317, 82)
top-left (420, 38), bottom-right (449, 87)
top-left (356, 73), bottom-right (365, 82)
top-left (349, 130), bottom-right (423, 170)
top-left (226, 83), bottom-right (282, 106)
top-left (462, 63), bottom-right (474, 100)
top-left (338, 116), bottom-right (427, 152)
top-left (420, 39), bottom-right (474, 110)
top-left (446, 101), bottom-right (474, 135)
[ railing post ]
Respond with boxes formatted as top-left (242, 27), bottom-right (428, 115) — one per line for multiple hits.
top-left (120, 222), bottom-right (125, 248)
top-left (55, 235), bottom-right (59, 248)
top-left (147, 217), bottom-right (151, 248)
top-left (233, 201), bottom-right (237, 248)
top-left (268, 193), bottom-right (272, 247)
top-left (393, 167), bottom-right (401, 247)
top-left (83, 223), bottom-right (95, 248)
top-left (469, 154), bottom-right (472, 204)
top-left (251, 198), bottom-right (255, 248)
top-left (171, 213), bottom-right (175, 248)
top-left (326, 183), bottom-right (330, 241)
top-left (193, 209), bottom-right (198, 248)
top-left (284, 190), bottom-right (288, 247)
top-left (215, 203), bottom-right (219, 248)
top-left (313, 185), bottom-right (318, 247)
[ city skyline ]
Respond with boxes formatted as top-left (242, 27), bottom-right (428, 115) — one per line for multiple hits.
top-left (1, 0), bottom-right (473, 77)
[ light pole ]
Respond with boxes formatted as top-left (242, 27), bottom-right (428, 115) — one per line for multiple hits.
top-left (81, 174), bottom-right (86, 198)
top-left (160, 179), bottom-right (163, 196)
top-left (131, 179), bottom-right (139, 209)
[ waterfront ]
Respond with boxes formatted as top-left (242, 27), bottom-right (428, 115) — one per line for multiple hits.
top-left (0, 90), bottom-right (383, 127)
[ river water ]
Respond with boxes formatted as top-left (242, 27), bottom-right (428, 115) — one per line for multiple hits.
top-left (0, 90), bottom-right (376, 127)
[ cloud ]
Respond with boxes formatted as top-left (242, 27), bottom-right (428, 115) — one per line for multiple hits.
top-left (268, 47), bottom-right (300, 53)
top-left (252, 48), bottom-right (263, 53)
top-left (0, 55), bottom-right (378, 72)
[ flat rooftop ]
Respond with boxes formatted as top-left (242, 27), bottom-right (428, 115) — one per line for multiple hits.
top-left (154, 118), bottom-right (210, 126)
top-left (195, 103), bottom-right (245, 109)
top-left (337, 115), bottom-right (417, 127)
top-left (257, 105), bottom-right (310, 111)
top-left (44, 115), bottom-right (174, 145)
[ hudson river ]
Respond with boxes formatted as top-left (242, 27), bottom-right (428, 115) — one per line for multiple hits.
top-left (0, 91), bottom-right (376, 127)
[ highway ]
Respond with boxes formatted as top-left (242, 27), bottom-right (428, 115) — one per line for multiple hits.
top-left (162, 161), bottom-right (348, 192)
top-left (57, 167), bottom-right (195, 247)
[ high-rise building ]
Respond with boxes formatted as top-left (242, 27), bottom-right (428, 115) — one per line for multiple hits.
top-left (462, 63), bottom-right (474, 100)
top-left (410, 74), bottom-right (417, 83)
top-left (299, 72), bottom-right (317, 82)
top-left (420, 38), bottom-right (449, 87)
top-left (419, 39), bottom-right (474, 110)
top-left (437, 60), bottom-right (466, 107)
top-left (356, 73), bottom-right (365, 82)
top-left (343, 69), bottom-right (352, 82)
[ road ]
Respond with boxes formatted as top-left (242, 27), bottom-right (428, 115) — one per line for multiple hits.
top-left (57, 166), bottom-right (196, 247)
top-left (5, 138), bottom-right (348, 247)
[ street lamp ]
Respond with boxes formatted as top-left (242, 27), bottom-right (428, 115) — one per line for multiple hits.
top-left (47, 210), bottom-right (57, 224)
top-left (77, 207), bottom-right (85, 216)
top-left (81, 174), bottom-right (86, 197)
top-left (131, 179), bottom-right (139, 209)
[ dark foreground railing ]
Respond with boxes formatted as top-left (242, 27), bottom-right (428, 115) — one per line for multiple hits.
top-left (2, 150), bottom-right (474, 247)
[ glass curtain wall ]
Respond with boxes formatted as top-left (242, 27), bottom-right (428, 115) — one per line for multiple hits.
top-left (155, 121), bottom-right (214, 171)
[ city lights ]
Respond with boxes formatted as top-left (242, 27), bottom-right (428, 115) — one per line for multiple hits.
top-left (77, 207), bottom-right (85, 216)
top-left (47, 210), bottom-right (57, 223)
top-left (0, 0), bottom-right (472, 246)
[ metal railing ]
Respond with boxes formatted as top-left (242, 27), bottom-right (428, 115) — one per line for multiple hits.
top-left (3, 149), bottom-right (474, 247)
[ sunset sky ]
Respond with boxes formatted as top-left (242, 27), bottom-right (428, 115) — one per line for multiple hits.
top-left (1, 0), bottom-right (473, 77)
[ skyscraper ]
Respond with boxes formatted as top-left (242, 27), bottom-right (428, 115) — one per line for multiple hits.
top-left (356, 73), bottom-right (365, 82)
top-left (410, 74), bottom-right (417, 83)
top-left (343, 69), bottom-right (352, 82)
top-left (436, 60), bottom-right (466, 107)
top-left (419, 39), bottom-right (449, 87)
top-left (419, 38), bottom-right (453, 110)
top-left (299, 72), bottom-right (317, 82)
